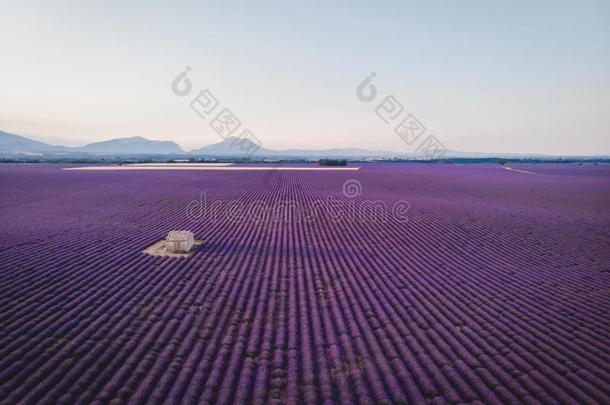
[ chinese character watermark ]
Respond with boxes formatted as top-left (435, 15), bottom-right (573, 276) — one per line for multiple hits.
top-left (356, 72), bottom-right (446, 159)
top-left (171, 66), bottom-right (263, 156)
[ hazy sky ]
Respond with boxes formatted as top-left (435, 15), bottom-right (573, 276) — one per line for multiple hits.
top-left (1, 0), bottom-right (608, 154)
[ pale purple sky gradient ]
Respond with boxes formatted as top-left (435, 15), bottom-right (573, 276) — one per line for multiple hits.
top-left (1, 0), bottom-right (608, 154)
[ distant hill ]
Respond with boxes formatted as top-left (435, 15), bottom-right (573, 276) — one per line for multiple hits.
top-left (190, 136), bottom-right (272, 156)
top-left (0, 131), bottom-right (182, 154)
top-left (0, 130), bottom-right (65, 152)
top-left (189, 136), bottom-right (406, 158)
top-left (271, 146), bottom-right (406, 158)
top-left (1, 129), bottom-right (609, 160)
top-left (79, 136), bottom-right (183, 154)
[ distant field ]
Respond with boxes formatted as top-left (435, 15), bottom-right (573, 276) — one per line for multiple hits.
top-left (0, 163), bottom-right (609, 404)
top-left (63, 165), bottom-right (360, 171)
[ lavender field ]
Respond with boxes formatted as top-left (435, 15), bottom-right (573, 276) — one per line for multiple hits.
top-left (0, 163), bottom-right (609, 404)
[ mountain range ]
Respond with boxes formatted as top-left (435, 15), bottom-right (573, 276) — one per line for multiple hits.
top-left (0, 131), bottom-right (183, 155)
top-left (0, 130), bottom-right (410, 158)
top-left (1, 130), bottom-right (607, 159)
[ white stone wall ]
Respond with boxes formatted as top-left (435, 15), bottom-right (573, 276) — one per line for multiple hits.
top-left (165, 230), bottom-right (194, 253)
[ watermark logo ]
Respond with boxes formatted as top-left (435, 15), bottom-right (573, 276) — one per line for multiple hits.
top-left (171, 66), bottom-right (193, 97)
top-left (356, 73), bottom-right (446, 159)
top-left (186, 192), bottom-right (411, 224)
top-left (356, 72), bottom-right (377, 102)
top-left (171, 66), bottom-right (262, 156)
top-left (342, 179), bottom-right (363, 198)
